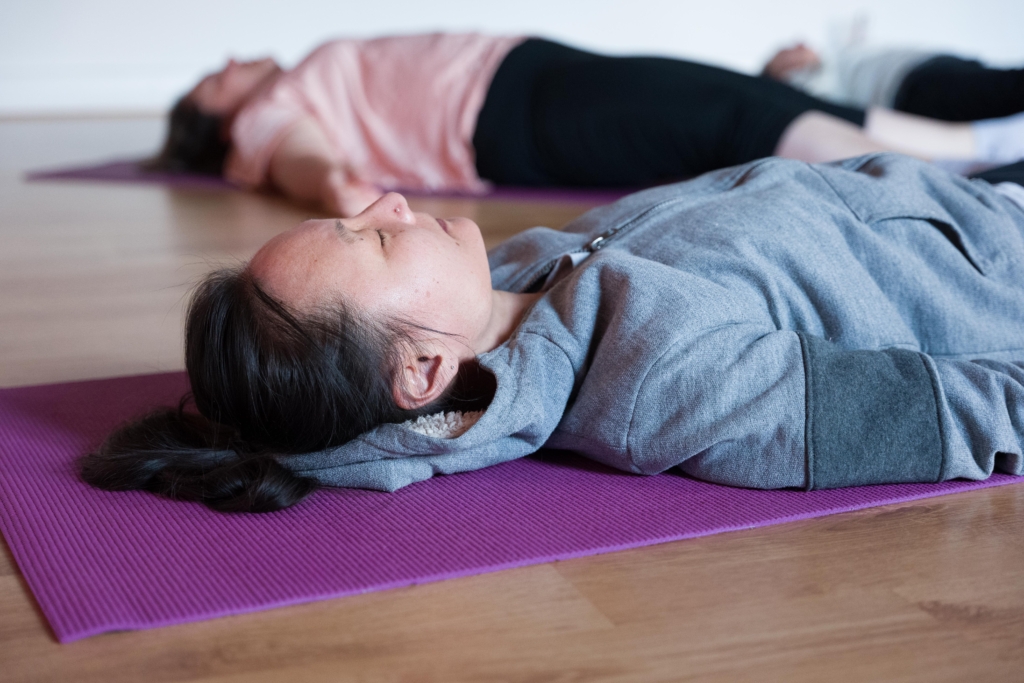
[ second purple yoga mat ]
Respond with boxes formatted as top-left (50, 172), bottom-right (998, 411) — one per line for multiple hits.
top-left (0, 372), bottom-right (1019, 643)
top-left (26, 159), bottom-right (632, 203)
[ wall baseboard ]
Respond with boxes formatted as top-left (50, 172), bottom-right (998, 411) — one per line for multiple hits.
top-left (0, 110), bottom-right (166, 122)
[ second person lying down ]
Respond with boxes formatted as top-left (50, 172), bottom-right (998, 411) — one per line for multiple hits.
top-left (154, 33), bottom-right (1024, 216)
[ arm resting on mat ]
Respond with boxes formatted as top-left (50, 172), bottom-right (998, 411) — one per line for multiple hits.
top-left (268, 117), bottom-right (384, 217)
top-left (632, 327), bottom-right (1023, 491)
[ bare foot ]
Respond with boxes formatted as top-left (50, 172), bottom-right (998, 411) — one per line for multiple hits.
top-left (762, 44), bottom-right (821, 81)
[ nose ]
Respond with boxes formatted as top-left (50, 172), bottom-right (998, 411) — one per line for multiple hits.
top-left (362, 192), bottom-right (414, 224)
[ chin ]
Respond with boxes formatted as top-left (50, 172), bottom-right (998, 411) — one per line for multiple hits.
top-left (451, 215), bottom-right (480, 233)
top-left (452, 217), bottom-right (485, 247)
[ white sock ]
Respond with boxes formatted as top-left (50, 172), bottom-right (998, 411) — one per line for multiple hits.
top-left (973, 111), bottom-right (1024, 164)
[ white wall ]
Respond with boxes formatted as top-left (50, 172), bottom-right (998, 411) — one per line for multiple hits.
top-left (3, 0), bottom-right (1022, 115)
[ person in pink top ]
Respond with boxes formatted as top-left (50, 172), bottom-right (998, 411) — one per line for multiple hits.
top-left (153, 33), bottom-right (1024, 216)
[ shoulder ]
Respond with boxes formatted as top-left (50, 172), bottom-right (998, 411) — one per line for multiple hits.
top-left (298, 38), bottom-right (360, 65)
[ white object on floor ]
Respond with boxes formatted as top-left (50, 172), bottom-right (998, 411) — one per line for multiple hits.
top-left (402, 410), bottom-right (484, 439)
top-left (791, 47), bottom-right (934, 109)
top-left (781, 15), bottom-right (934, 109)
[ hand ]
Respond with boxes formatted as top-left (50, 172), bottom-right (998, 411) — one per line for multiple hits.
top-left (320, 167), bottom-right (384, 218)
top-left (762, 44), bottom-right (821, 81)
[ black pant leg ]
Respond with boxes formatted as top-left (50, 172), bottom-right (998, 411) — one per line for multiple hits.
top-left (894, 56), bottom-right (1024, 122)
top-left (529, 56), bottom-right (864, 185)
top-left (971, 160), bottom-right (1024, 185)
top-left (475, 40), bottom-right (866, 187)
top-left (474, 39), bottom-right (587, 186)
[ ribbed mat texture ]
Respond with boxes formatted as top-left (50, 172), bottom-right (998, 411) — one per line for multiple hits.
top-left (0, 372), bottom-right (1018, 643)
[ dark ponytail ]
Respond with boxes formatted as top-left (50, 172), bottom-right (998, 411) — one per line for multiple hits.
top-left (82, 400), bottom-right (315, 512)
top-left (82, 267), bottom-right (440, 513)
top-left (146, 97), bottom-right (230, 175)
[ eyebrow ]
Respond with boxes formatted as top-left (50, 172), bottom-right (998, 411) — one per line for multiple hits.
top-left (334, 220), bottom-right (359, 244)
top-left (333, 219), bottom-right (382, 255)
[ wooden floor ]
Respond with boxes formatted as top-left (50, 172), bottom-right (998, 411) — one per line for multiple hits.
top-left (2, 166), bottom-right (1023, 682)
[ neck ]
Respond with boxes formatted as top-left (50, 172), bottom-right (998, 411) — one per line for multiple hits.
top-left (473, 290), bottom-right (544, 354)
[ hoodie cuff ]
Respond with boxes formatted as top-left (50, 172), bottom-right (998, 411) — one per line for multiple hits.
top-left (798, 333), bottom-right (944, 489)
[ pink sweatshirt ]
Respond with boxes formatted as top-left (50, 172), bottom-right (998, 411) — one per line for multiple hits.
top-left (225, 33), bottom-right (525, 193)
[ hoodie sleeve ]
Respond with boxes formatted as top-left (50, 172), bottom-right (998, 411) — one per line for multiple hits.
top-left (629, 328), bottom-right (1023, 490)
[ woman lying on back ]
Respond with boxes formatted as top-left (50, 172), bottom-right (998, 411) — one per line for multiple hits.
top-left (154, 33), bottom-right (1024, 216)
top-left (84, 154), bottom-right (1024, 511)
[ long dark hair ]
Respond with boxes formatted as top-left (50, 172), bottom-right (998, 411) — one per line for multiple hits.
top-left (147, 97), bottom-right (230, 175)
top-left (81, 267), bottom-right (455, 512)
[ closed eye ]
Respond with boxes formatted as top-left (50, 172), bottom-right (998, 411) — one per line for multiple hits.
top-left (376, 229), bottom-right (386, 247)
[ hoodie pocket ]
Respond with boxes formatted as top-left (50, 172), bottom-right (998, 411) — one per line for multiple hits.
top-left (820, 156), bottom-right (1015, 278)
top-left (870, 215), bottom-right (989, 276)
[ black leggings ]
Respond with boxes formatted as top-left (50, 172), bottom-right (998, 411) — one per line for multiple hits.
top-left (473, 39), bottom-right (865, 187)
top-left (894, 56), bottom-right (1024, 122)
top-left (972, 160), bottom-right (1024, 185)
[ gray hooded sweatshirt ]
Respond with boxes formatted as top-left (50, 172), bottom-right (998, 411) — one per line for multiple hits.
top-left (284, 154), bottom-right (1024, 491)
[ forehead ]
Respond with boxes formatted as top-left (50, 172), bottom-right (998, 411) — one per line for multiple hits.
top-left (253, 220), bottom-right (346, 267)
top-left (248, 220), bottom-right (367, 312)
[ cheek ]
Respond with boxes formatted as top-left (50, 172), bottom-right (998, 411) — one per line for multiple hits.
top-left (363, 234), bottom-right (490, 326)
top-left (385, 263), bottom-right (480, 328)
top-left (359, 265), bottom-right (436, 320)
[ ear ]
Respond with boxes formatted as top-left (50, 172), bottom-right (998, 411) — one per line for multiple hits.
top-left (392, 344), bottom-right (459, 411)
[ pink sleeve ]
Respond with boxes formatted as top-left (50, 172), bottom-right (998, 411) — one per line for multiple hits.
top-left (224, 98), bottom-right (305, 189)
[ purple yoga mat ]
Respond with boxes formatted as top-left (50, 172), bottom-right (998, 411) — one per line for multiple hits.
top-left (0, 372), bottom-right (1019, 643)
top-left (26, 159), bottom-right (632, 203)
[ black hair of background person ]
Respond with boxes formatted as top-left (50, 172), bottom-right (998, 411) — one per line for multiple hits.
top-left (150, 99), bottom-right (231, 174)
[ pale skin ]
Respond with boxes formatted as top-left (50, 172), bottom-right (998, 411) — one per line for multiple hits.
top-left (192, 52), bottom-right (983, 218)
top-left (248, 192), bottom-right (542, 409)
top-left (762, 43), bottom-right (821, 81)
